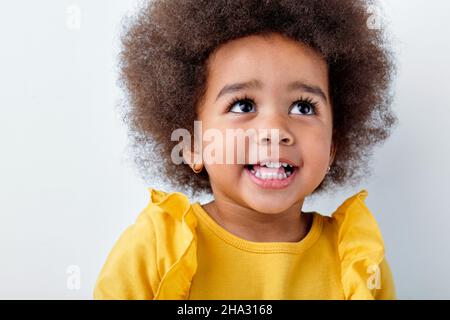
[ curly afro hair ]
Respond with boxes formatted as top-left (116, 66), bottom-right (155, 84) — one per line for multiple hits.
top-left (118, 0), bottom-right (398, 198)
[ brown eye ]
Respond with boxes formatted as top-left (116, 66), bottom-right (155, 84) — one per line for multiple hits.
top-left (227, 98), bottom-right (256, 113)
top-left (289, 99), bottom-right (318, 115)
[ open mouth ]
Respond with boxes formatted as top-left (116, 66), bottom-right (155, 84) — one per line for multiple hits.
top-left (244, 162), bottom-right (296, 180)
top-left (243, 161), bottom-right (298, 189)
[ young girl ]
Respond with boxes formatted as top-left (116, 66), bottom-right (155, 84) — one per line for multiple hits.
top-left (94, 0), bottom-right (398, 300)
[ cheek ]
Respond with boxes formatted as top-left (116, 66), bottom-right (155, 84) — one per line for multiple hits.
top-left (304, 138), bottom-right (329, 156)
top-left (300, 133), bottom-right (332, 171)
top-left (204, 164), bottom-right (243, 187)
top-left (200, 124), bottom-right (249, 165)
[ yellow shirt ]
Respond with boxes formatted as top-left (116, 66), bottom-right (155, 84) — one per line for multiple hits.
top-left (93, 187), bottom-right (396, 300)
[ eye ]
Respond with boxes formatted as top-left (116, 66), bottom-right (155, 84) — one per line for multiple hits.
top-left (289, 97), bottom-right (319, 116)
top-left (226, 96), bottom-right (256, 113)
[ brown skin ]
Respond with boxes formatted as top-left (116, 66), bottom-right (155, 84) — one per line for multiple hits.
top-left (183, 33), bottom-right (336, 242)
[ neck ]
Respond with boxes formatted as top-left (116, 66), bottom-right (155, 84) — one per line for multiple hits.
top-left (201, 196), bottom-right (311, 243)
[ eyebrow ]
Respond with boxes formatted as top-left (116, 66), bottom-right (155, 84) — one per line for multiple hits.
top-left (215, 79), bottom-right (328, 104)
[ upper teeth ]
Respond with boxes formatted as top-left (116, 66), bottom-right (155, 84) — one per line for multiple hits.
top-left (260, 161), bottom-right (291, 168)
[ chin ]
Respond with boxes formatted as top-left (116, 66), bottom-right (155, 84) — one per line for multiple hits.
top-left (242, 192), bottom-right (298, 214)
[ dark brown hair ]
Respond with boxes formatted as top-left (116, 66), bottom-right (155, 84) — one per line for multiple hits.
top-left (118, 0), bottom-right (398, 198)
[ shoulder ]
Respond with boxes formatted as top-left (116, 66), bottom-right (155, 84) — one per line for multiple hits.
top-left (319, 189), bottom-right (396, 299)
top-left (329, 189), bottom-right (384, 252)
top-left (100, 187), bottom-right (194, 264)
top-left (93, 195), bottom-right (159, 299)
top-left (117, 187), bottom-right (198, 257)
top-left (143, 187), bottom-right (198, 240)
top-left (93, 187), bottom-right (199, 300)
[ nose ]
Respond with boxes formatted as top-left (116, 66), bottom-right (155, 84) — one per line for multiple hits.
top-left (256, 115), bottom-right (294, 146)
top-left (259, 131), bottom-right (293, 145)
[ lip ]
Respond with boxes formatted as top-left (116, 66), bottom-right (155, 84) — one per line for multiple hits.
top-left (244, 165), bottom-right (298, 190)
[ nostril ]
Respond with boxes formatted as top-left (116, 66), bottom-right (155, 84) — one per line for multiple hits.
top-left (281, 137), bottom-right (292, 144)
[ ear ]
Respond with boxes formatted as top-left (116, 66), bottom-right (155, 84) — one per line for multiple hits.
top-left (182, 147), bottom-right (193, 165)
top-left (182, 146), bottom-right (202, 166)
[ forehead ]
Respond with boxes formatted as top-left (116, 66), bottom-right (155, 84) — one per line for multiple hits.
top-left (205, 33), bottom-right (329, 97)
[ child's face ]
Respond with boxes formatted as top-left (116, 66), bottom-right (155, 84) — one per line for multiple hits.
top-left (195, 32), bottom-right (335, 213)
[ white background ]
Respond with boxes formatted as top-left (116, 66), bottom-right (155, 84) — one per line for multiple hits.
top-left (0, 0), bottom-right (449, 299)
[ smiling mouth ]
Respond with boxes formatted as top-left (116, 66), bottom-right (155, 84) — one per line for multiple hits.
top-left (244, 163), bottom-right (296, 180)
top-left (243, 162), bottom-right (298, 189)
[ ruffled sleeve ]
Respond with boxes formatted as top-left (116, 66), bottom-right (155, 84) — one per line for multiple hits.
top-left (148, 188), bottom-right (198, 300)
top-left (331, 189), bottom-right (396, 300)
top-left (93, 187), bottom-right (198, 300)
